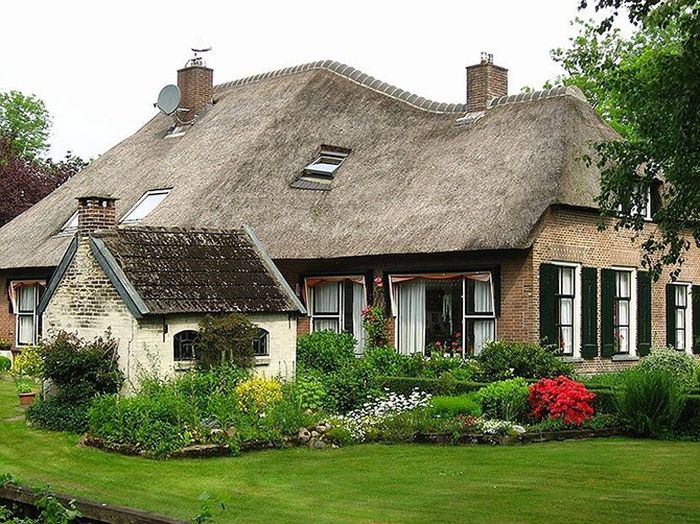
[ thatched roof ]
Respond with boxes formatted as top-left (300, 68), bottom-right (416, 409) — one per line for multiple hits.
top-left (40, 227), bottom-right (305, 317)
top-left (0, 60), bottom-right (617, 270)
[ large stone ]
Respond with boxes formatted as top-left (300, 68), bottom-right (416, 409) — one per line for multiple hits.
top-left (297, 427), bottom-right (311, 443)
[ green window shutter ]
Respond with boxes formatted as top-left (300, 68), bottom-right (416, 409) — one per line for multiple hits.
top-left (600, 268), bottom-right (616, 358)
top-left (693, 285), bottom-right (700, 354)
top-left (637, 271), bottom-right (652, 357)
top-left (539, 264), bottom-right (557, 347)
top-left (666, 284), bottom-right (676, 348)
top-left (581, 267), bottom-right (597, 359)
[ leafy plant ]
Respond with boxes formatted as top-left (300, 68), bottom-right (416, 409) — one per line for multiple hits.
top-left (0, 338), bottom-right (11, 352)
top-left (10, 345), bottom-right (43, 377)
top-left (636, 347), bottom-right (697, 386)
top-left (26, 398), bottom-right (90, 433)
top-left (234, 377), bottom-right (283, 413)
top-left (196, 314), bottom-right (257, 369)
top-left (0, 355), bottom-right (11, 372)
top-left (15, 377), bottom-right (34, 394)
top-left (361, 305), bottom-right (389, 349)
top-left (478, 378), bottom-right (530, 422)
top-left (615, 368), bottom-right (687, 437)
top-left (429, 394), bottom-right (482, 418)
top-left (477, 341), bottom-right (573, 381)
top-left (294, 372), bottom-right (328, 411)
top-left (529, 376), bottom-right (596, 426)
top-left (296, 331), bottom-right (356, 374)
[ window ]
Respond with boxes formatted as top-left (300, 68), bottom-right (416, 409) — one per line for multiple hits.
top-left (59, 212), bottom-right (79, 235)
top-left (253, 328), bottom-right (270, 357)
top-left (14, 283), bottom-right (43, 346)
top-left (617, 186), bottom-right (652, 221)
top-left (392, 273), bottom-right (496, 357)
top-left (173, 330), bottom-right (198, 362)
top-left (290, 147), bottom-right (350, 190)
top-left (671, 283), bottom-right (692, 351)
top-left (307, 277), bottom-right (367, 352)
top-left (121, 189), bottom-right (171, 223)
top-left (612, 269), bottom-right (637, 355)
top-left (555, 266), bottom-right (576, 355)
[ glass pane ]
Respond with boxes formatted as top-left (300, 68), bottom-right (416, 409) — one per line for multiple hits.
top-left (62, 212), bottom-right (78, 232)
top-left (313, 318), bottom-right (339, 332)
top-left (123, 191), bottom-right (169, 222)
top-left (559, 326), bottom-right (573, 354)
top-left (425, 279), bottom-right (462, 353)
top-left (559, 298), bottom-right (573, 325)
top-left (17, 286), bottom-right (36, 313)
top-left (559, 267), bottom-right (574, 295)
top-left (470, 319), bottom-right (495, 356)
top-left (313, 282), bottom-right (339, 314)
top-left (472, 279), bottom-right (493, 314)
top-left (675, 285), bottom-right (687, 307)
top-left (616, 327), bottom-right (629, 353)
top-left (616, 271), bottom-right (631, 298)
top-left (253, 329), bottom-right (269, 356)
top-left (618, 300), bottom-right (629, 325)
top-left (397, 280), bottom-right (427, 355)
top-left (676, 328), bottom-right (686, 350)
top-left (17, 315), bottom-right (34, 345)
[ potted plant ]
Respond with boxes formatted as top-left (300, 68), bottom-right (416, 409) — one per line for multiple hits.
top-left (16, 376), bottom-right (36, 405)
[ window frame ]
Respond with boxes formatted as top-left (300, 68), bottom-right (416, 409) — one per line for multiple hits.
top-left (173, 330), bottom-right (199, 362)
top-left (551, 262), bottom-right (582, 358)
top-left (253, 328), bottom-right (270, 357)
top-left (611, 267), bottom-right (638, 356)
top-left (463, 277), bottom-right (497, 357)
top-left (14, 283), bottom-right (42, 347)
top-left (671, 282), bottom-right (693, 353)
top-left (309, 280), bottom-right (343, 333)
top-left (121, 189), bottom-right (172, 224)
top-left (58, 212), bottom-right (79, 236)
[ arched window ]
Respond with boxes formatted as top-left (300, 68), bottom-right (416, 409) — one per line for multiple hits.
top-left (174, 330), bottom-right (199, 362)
top-left (252, 328), bottom-right (269, 357)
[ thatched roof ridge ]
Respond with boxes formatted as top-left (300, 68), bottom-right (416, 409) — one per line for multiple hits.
top-left (216, 60), bottom-right (468, 114)
top-left (0, 62), bottom-right (616, 270)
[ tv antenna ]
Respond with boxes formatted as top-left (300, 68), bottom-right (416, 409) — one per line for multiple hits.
top-left (187, 46), bottom-right (212, 67)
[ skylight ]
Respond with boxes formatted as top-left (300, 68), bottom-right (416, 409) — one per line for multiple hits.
top-left (291, 147), bottom-right (350, 190)
top-left (60, 212), bottom-right (79, 235)
top-left (121, 189), bottom-right (171, 223)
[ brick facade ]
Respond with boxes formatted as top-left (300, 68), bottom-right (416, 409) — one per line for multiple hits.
top-left (466, 56), bottom-right (508, 113)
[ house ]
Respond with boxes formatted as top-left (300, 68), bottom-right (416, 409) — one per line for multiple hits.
top-left (35, 195), bottom-right (303, 380)
top-left (0, 53), bottom-right (698, 374)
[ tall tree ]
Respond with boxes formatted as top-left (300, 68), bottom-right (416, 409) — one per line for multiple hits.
top-left (553, 0), bottom-right (700, 279)
top-left (0, 90), bottom-right (51, 159)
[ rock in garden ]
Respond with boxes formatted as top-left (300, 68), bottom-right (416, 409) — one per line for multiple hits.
top-left (297, 427), bottom-right (311, 443)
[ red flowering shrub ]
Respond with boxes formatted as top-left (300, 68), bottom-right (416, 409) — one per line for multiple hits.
top-left (529, 376), bottom-right (595, 426)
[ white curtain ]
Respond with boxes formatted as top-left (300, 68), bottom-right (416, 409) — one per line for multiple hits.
top-left (17, 286), bottom-right (35, 312)
top-left (314, 282), bottom-right (339, 313)
top-left (559, 298), bottom-right (573, 352)
top-left (17, 316), bottom-right (34, 345)
top-left (397, 280), bottom-right (426, 355)
top-left (473, 320), bottom-right (495, 355)
top-left (352, 282), bottom-right (367, 353)
top-left (560, 267), bottom-right (575, 295)
top-left (473, 279), bottom-right (493, 313)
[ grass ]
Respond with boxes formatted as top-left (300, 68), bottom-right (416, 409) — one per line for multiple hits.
top-left (1, 376), bottom-right (699, 523)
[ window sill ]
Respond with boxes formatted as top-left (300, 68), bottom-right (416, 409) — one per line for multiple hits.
top-left (558, 355), bottom-right (584, 363)
top-left (612, 354), bottom-right (639, 362)
top-left (255, 356), bottom-right (271, 367)
top-left (174, 361), bottom-right (195, 371)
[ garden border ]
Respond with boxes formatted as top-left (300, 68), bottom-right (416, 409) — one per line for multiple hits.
top-left (413, 427), bottom-right (622, 445)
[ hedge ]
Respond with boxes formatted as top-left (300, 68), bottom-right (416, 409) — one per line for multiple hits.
top-left (380, 376), bottom-right (488, 396)
top-left (678, 394), bottom-right (700, 435)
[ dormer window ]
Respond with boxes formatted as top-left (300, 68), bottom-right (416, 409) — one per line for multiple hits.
top-left (290, 146), bottom-right (350, 190)
top-left (59, 212), bottom-right (79, 235)
top-left (121, 189), bottom-right (171, 224)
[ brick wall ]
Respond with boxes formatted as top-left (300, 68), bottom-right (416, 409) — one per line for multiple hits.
top-left (466, 59), bottom-right (508, 113)
top-left (177, 65), bottom-right (213, 122)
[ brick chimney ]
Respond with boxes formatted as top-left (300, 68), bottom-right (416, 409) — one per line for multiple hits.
top-left (466, 52), bottom-right (508, 113)
top-left (77, 196), bottom-right (117, 234)
top-left (177, 56), bottom-right (213, 123)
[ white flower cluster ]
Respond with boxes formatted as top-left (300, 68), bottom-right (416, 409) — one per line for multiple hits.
top-left (335, 388), bottom-right (431, 442)
top-left (474, 417), bottom-right (515, 435)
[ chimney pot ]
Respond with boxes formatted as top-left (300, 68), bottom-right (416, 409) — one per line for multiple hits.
top-left (77, 196), bottom-right (118, 235)
top-left (466, 53), bottom-right (508, 113)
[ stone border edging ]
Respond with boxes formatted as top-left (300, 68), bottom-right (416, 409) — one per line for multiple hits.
top-left (413, 427), bottom-right (622, 445)
top-left (0, 485), bottom-right (187, 524)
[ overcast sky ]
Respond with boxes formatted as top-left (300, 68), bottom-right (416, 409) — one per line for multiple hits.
top-left (1, 1), bottom-right (612, 160)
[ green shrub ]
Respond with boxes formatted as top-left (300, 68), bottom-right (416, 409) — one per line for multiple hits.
top-left (0, 338), bottom-right (11, 352)
top-left (196, 313), bottom-right (257, 369)
top-left (295, 371), bottom-right (328, 411)
top-left (380, 376), bottom-right (486, 396)
top-left (477, 341), bottom-right (573, 381)
top-left (478, 378), bottom-right (530, 422)
top-left (637, 347), bottom-right (697, 387)
top-left (615, 368), bottom-right (687, 438)
top-left (422, 354), bottom-right (472, 379)
top-left (0, 356), bottom-right (11, 372)
top-left (363, 346), bottom-right (405, 376)
top-left (588, 387), bottom-right (617, 414)
top-left (576, 370), bottom-right (632, 389)
top-left (325, 359), bottom-right (380, 413)
top-left (297, 331), bottom-right (356, 373)
top-left (677, 395), bottom-right (700, 436)
top-left (26, 398), bottom-right (90, 433)
top-left (10, 346), bottom-right (43, 377)
top-left (430, 394), bottom-right (481, 418)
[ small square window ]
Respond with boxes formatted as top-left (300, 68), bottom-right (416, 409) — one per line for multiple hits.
top-left (121, 189), bottom-right (171, 223)
top-left (291, 147), bottom-right (350, 190)
top-left (59, 212), bottom-right (79, 235)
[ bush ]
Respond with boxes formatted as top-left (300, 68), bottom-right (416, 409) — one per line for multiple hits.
top-left (26, 398), bottom-right (90, 433)
top-left (615, 368), bottom-right (687, 438)
top-left (478, 378), bottom-right (530, 422)
top-left (576, 370), bottom-right (632, 389)
top-left (294, 372), bottom-right (328, 411)
top-left (0, 338), bottom-right (11, 352)
top-left (361, 304), bottom-right (389, 349)
top-left (677, 395), bottom-right (700, 436)
top-left (637, 347), bottom-right (697, 387)
top-left (0, 356), bottom-right (11, 372)
top-left (529, 376), bottom-right (595, 426)
top-left (477, 341), bottom-right (573, 381)
top-left (325, 359), bottom-right (381, 413)
top-left (363, 346), bottom-right (406, 376)
top-left (296, 331), bottom-right (356, 374)
top-left (10, 346), bottom-right (42, 377)
top-left (196, 313), bottom-right (257, 369)
top-left (430, 394), bottom-right (481, 418)
top-left (234, 377), bottom-right (283, 413)
top-left (380, 376), bottom-right (486, 396)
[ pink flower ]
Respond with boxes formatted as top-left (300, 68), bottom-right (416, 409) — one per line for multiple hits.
top-left (373, 276), bottom-right (384, 288)
top-left (435, 341), bottom-right (442, 348)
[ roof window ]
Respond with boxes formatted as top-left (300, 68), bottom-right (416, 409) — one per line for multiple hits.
top-left (121, 189), bottom-right (171, 224)
top-left (291, 147), bottom-right (350, 190)
top-left (59, 212), bottom-right (79, 235)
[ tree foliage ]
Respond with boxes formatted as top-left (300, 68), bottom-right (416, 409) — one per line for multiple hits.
top-left (0, 90), bottom-right (51, 158)
top-left (554, 1), bottom-right (700, 279)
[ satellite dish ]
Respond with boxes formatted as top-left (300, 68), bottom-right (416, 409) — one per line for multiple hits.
top-left (156, 84), bottom-right (181, 115)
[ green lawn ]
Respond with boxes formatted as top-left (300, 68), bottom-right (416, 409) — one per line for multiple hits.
top-left (1, 377), bottom-right (699, 523)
